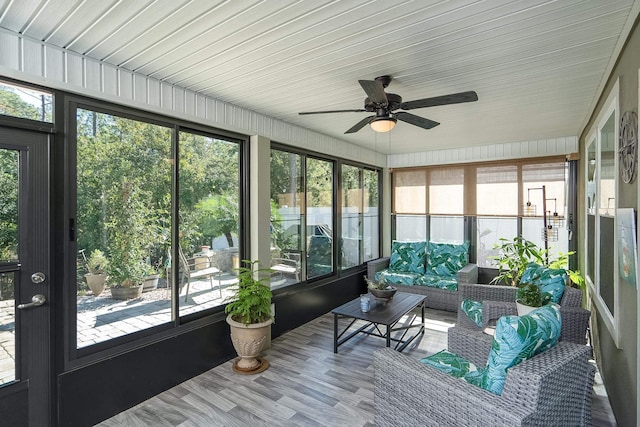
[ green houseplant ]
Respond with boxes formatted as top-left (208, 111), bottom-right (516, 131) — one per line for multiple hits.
top-left (85, 249), bottom-right (109, 296)
top-left (224, 260), bottom-right (273, 373)
top-left (491, 237), bottom-right (585, 289)
top-left (490, 237), bottom-right (545, 286)
top-left (516, 282), bottom-right (552, 315)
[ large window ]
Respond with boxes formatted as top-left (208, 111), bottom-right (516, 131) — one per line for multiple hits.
top-left (306, 158), bottom-right (334, 279)
top-left (270, 149), bottom-right (304, 287)
top-left (74, 105), bottom-right (241, 350)
top-left (0, 80), bottom-right (52, 123)
top-left (178, 130), bottom-right (240, 316)
top-left (270, 147), bottom-right (380, 287)
top-left (341, 165), bottom-right (380, 269)
top-left (584, 79), bottom-right (620, 346)
top-left (392, 158), bottom-right (569, 267)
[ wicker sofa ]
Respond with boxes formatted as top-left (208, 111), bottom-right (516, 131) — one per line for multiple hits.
top-left (367, 240), bottom-right (478, 312)
top-left (374, 325), bottom-right (595, 427)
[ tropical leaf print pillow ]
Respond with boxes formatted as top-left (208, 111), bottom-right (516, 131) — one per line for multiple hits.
top-left (420, 350), bottom-right (478, 378)
top-left (389, 241), bottom-right (426, 274)
top-left (477, 303), bottom-right (561, 395)
top-left (426, 241), bottom-right (469, 277)
top-left (520, 262), bottom-right (567, 303)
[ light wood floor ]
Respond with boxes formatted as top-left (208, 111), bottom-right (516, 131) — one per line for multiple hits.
top-left (98, 308), bottom-right (617, 426)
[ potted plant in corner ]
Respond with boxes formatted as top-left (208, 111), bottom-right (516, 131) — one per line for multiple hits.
top-left (85, 249), bottom-right (109, 296)
top-left (142, 264), bottom-right (160, 292)
top-left (515, 282), bottom-right (552, 316)
top-left (224, 260), bottom-right (273, 374)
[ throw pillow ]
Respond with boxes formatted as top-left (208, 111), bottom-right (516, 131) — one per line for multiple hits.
top-left (426, 241), bottom-right (469, 277)
top-left (420, 350), bottom-right (479, 379)
top-left (474, 303), bottom-right (562, 395)
top-left (389, 241), bottom-right (426, 274)
top-left (460, 298), bottom-right (483, 327)
top-left (520, 262), bottom-right (567, 303)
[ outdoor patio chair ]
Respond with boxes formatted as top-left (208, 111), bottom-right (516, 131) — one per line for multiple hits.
top-left (374, 324), bottom-right (595, 427)
top-left (167, 246), bottom-right (221, 301)
top-left (271, 251), bottom-right (301, 282)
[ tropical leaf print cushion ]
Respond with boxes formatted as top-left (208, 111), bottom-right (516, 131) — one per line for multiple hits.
top-left (375, 270), bottom-right (420, 286)
top-left (426, 241), bottom-right (469, 277)
top-left (389, 241), bottom-right (426, 274)
top-left (475, 303), bottom-right (562, 395)
top-left (460, 298), bottom-right (483, 327)
top-left (415, 274), bottom-right (457, 291)
top-left (520, 262), bottom-right (567, 303)
top-left (420, 350), bottom-right (478, 378)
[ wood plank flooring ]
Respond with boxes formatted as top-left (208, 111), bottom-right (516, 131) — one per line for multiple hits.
top-left (98, 308), bottom-right (617, 426)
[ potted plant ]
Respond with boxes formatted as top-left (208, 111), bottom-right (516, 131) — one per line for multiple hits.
top-left (490, 237), bottom-right (585, 289)
top-left (515, 282), bottom-right (552, 315)
top-left (106, 235), bottom-right (147, 300)
top-left (224, 260), bottom-right (273, 373)
top-left (85, 249), bottom-right (109, 296)
top-left (142, 264), bottom-right (160, 292)
top-left (104, 181), bottom-right (149, 300)
top-left (490, 237), bottom-right (545, 286)
top-left (364, 275), bottom-right (396, 300)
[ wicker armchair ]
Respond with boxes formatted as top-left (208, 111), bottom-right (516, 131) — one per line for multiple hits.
top-left (456, 283), bottom-right (590, 344)
top-left (374, 326), bottom-right (595, 427)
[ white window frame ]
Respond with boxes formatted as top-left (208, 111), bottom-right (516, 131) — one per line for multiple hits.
top-left (585, 78), bottom-right (621, 347)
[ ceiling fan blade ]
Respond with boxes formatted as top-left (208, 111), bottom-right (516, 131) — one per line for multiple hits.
top-left (345, 115), bottom-right (375, 134)
top-left (400, 91), bottom-right (478, 110)
top-left (299, 109), bottom-right (367, 115)
top-left (358, 80), bottom-right (388, 105)
top-left (395, 112), bottom-right (440, 129)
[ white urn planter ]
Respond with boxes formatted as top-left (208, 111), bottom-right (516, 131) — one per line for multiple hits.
top-left (516, 301), bottom-right (537, 316)
top-left (226, 315), bottom-right (273, 373)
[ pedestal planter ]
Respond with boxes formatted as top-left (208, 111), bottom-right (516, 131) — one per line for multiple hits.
top-left (226, 315), bottom-right (273, 373)
top-left (110, 284), bottom-right (143, 300)
top-left (85, 273), bottom-right (107, 296)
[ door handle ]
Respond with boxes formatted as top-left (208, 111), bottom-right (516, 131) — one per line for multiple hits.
top-left (31, 272), bottom-right (46, 284)
top-left (17, 294), bottom-right (46, 309)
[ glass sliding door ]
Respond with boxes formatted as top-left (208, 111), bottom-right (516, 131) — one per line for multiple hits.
top-left (178, 130), bottom-right (240, 316)
top-left (306, 158), bottom-right (334, 279)
top-left (341, 165), bottom-right (361, 269)
top-left (363, 168), bottom-right (379, 262)
top-left (75, 107), bottom-right (172, 349)
top-left (270, 149), bottom-right (304, 287)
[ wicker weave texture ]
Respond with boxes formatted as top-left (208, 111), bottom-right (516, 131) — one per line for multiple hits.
top-left (374, 339), bottom-right (594, 427)
top-left (456, 283), bottom-right (591, 345)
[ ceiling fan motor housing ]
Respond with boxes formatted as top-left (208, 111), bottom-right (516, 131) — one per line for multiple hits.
top-left (364, 93), bottom-right (402, 111)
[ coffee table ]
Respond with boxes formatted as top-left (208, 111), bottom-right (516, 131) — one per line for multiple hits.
top-left (332, 292), bottom-right (426, 353)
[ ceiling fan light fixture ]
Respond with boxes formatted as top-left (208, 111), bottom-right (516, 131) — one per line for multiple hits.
top-left (370, 117), bottom-right (397, 132)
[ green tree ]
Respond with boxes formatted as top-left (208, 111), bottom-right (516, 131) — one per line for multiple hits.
top-left (0, 149), bottom-right (18, 261)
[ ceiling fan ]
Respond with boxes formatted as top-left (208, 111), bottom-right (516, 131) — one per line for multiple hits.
top-left (298, 75), bottom-right (478, 134)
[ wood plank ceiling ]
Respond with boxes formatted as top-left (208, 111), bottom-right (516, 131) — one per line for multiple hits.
top-left (0, 0), bottom-right (637, 154)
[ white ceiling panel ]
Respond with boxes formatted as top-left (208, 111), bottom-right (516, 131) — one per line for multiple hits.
top-left (0, 0), bottom-right (637, 154)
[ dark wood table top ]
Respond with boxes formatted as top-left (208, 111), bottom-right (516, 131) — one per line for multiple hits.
top-left (331, 292), bottom-right (426, 326)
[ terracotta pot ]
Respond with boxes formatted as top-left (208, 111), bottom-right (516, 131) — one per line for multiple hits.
top-left (226, 315), bottom-right (273, 371)
top-left (110, 284), bottom-right (143, 300)
top-left (85, 273), bottom-right (107, 296)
